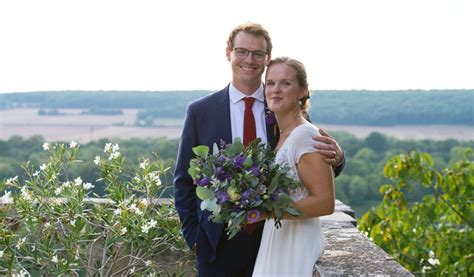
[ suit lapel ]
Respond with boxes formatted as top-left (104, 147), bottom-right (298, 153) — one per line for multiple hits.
top-left (213, 85), bottom-right (232, 145)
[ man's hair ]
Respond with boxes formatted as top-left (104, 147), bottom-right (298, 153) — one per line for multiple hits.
top-left (226, 22), bottom-right (273, 54)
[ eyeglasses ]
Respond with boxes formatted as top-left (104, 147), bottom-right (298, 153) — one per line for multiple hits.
top-left (233, 47), bottom-right (267, 62)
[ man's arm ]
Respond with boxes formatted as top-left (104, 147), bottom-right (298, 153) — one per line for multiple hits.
top-left (312, 128), bottom-right (346, 177)
top-left (174, 105), bottom-right (199, 249)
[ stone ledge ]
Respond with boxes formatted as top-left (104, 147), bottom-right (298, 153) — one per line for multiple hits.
top-left (317, 202), bottom-right (413, 276)
top-left (320, 211), bottom-right (357, 229)
top-left (334, 199), bottom-right (355, 218)
top-left (318, 227), bottom-right (412, 276)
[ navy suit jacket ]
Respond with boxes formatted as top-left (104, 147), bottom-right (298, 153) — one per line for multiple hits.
top-left (173, 85), bottom-right (344, 264)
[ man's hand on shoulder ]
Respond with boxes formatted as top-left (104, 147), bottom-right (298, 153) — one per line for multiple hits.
top-left (312, 128), bottom-right (344, 166)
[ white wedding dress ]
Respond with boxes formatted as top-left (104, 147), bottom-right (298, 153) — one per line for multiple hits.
top-left (253, 122), bottom-right (325, 277)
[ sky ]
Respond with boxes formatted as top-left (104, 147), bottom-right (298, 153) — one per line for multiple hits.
top-left (0, 0), bottom-right (473, 93)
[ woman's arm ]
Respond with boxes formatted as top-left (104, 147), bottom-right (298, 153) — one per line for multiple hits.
top-left (313, 128), bottom-right (345, 177)
top-left (291, 151), bottom-right (335, 218)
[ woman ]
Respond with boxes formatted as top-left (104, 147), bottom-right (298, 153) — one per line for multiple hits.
top-left (253, 57), bottom-right (335, 276)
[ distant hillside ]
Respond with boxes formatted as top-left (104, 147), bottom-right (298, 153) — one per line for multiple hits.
top-left (310, 90), bottom-right (473, 126)
top-left (1, 89), bottom-right (472, 126)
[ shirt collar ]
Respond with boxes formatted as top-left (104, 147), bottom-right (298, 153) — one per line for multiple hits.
top-left (229, 83), bottom-right (265, 104)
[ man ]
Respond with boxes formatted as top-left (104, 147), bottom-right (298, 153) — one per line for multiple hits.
top-left (174, 22), bottom-right (345, 276)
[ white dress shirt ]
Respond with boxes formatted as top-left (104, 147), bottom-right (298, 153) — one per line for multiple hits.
top-left (228, 83), bottom-right (268, 144)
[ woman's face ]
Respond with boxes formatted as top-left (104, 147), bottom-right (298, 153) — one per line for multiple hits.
top-left (265, 63), bottom-right (304, 114)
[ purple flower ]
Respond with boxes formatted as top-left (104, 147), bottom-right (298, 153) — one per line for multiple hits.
top-left (240, 189), bottom-right (256, 207)
top-left (233, 154), bottom-right (245, 169)
top-left (224, 172), bottom-right (233, 182)
top-left (196, 176), bottom-right (210, 186)
top-left (265, 111), bottom-right (276, 125)
top-left (216, 167), bottom-right (232, 182)
top-left (215, 166), bottom-right (224, 177)
top-left (230, 201), bottom-right (244, 212)
top-left (251, 165), bottom-right (260, 177)
top-left (271, 188), bottom-right (285, 200)
top-left (216, 190), bottom-right (229, 204)
top-left (241, 189), bottom-right (252, 201)
top-left (246, 209), bottom-right (261, 223)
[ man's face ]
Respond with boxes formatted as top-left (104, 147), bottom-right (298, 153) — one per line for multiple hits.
top-left (226, 31), bottom-right (270, 92)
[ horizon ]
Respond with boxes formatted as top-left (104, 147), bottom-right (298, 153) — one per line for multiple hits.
top-left (1, 88), bottom-right (473, 95)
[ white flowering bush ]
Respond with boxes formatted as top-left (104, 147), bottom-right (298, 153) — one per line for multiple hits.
top-left (0, 141), bottom-right (191, 276)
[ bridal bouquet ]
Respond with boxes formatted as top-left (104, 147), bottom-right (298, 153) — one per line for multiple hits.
top-left (188, 138), bottom-right (301, 239)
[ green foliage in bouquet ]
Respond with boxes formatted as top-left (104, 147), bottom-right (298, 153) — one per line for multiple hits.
top-left (0, 141), bottom-right (191, 276)
top-left (358, 149), bottom-right (473, 276)
top-left (188, 138), bottom-right (302, 239)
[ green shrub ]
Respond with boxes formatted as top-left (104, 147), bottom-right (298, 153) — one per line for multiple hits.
top-left (358, 149), bottom-right (473, 276)
top-left (0, 141), bottom-right (192, 276)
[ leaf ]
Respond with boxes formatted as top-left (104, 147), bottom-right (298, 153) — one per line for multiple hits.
top-left (202, 166), bottom-right (214, 177)
top-left (251, 199), bottom-right (263, 207)
top-left (213, 213), bottom-right (225, 223)
top-left (268, 174), bottom-right (279, 193)
top-left (212, 143), bottom-right (219, 155)
top-left (213, 204), bottom-right (222, 216)
top-left (285, 207), bottom-right (302, 217)
top-left (233, 137), bottom-right (243, 144)
top-left (192, 145), bottom-right (209, 158)
top-left (421, 152), bottom-right (434, 167)
top-left (227, 228), bottom-right (239, 240)
top-left (234, 212), bottom-right (246, 225)
top-left (187, 167), bottom-right (197, 178)
top-left (243, 157), bottom-right (253, 168)
top-left (224, 145), bottom-right (237, 157)
top-left (196, 186), bottom-right (214, 200)
top-left (232, 139), bottom-right (244, 153)
top-left (274, 207), bottom-right (282, 219)
top-left (275, 194), bottom-right (293, 207)
top-left (200, 198), bottom-right (217, 212)
top-left (249, 176), bottom-right (259, 187)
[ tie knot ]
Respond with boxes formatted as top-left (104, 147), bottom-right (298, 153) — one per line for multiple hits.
top-left (244, 97), bottom-right (255, 108)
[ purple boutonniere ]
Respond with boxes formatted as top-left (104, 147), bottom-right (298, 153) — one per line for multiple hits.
top-left (265, 110), bottom-right (276, 125)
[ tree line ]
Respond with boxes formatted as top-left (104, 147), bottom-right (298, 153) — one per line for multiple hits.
top-left (1, 90), bottom-right (472, 126)
top-left (1, 134), bottom-right (471, 216)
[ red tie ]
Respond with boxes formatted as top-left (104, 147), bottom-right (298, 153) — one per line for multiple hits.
top-left (243, 97), bottom-right (256, 146)
top-left (242, 97), bottom-right (263, 235)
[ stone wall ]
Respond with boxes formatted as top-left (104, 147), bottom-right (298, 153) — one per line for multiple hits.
top-left (318, 200), bottom-right (413, 276)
